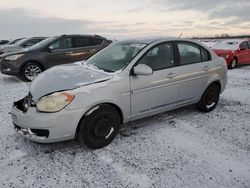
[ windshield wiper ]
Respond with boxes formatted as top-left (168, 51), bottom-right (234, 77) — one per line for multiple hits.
top-left (99, 68), bottom-right (115, 73)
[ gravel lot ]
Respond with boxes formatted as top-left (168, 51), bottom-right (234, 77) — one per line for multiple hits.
top-left (0, 66), bottom-right (250, 188)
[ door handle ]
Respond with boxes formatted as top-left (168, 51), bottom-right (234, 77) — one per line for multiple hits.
top-left (203, 66), bottom-right (210, 71)
top-left (65, 51), bottom-right (74, 55)
top-left (167, 73), bottom-right (177, 79)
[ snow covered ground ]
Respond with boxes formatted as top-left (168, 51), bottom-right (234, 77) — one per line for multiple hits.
top-left (0, 66), bottom-right (250, 188)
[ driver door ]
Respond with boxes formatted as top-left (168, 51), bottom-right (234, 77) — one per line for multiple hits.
top-left (238, 41), bottom-right (250, 64)
top-left (45, 37), bottom-right (75, 68)
top-left (130, 43), bottom-right (181, 119)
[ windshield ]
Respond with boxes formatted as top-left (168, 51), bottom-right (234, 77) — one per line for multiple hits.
top-left (10, 38), bottom-right (27, 46)
top-left (29, 36), bottom-right (57, 50)
top-left (213, 41), bottom-right (239, 50)
top-left (87, 41), bottom-right (147, 72)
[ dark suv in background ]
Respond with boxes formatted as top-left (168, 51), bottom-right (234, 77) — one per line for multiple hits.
top-left (0, 34), bottom-right (111, 81)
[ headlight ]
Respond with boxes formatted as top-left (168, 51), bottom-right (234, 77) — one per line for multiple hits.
top-left (5, 54), bottom-right (24, 61)
top-left (37, 92), bottom-right (75, 112)
top-left (219, 54), bottom-right (229, 59)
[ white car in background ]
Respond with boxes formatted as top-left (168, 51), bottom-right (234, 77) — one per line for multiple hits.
top-left (200, 40), bottom-right (218, 48)
top-left (11, 38), bottom-right (227, 149)
top-left (0, 40), bottom-right (9, 46)
top-left (0, 37), bottom-right (46, 55)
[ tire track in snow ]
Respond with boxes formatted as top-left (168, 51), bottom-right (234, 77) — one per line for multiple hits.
top-left (155, 119), bottom-right (250, 185)
top-left (95, 149), bottom-right (153, 188)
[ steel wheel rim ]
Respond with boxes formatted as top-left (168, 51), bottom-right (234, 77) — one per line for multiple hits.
top-left (91, 115), bottom-right (114, 139)
top-left (206, 91), bottom-right (216, 108)
top-left (24, 65), bottom-right (42, 81)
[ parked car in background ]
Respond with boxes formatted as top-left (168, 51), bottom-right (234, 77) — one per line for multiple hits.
top-left (212, 39), bottom-right (250, 69)
top-left (0, 38), bottom-right (26, 48)
top-left (0, 37), bottom-right (47, 55)
top-left (0, 40), bottom-right (9, 46)
top-left (8, 38), bottom-right (26, 45)
top-left (0, 34), bottom-right (111, 81)
top-left (200, 40), bottom-right (218, 48)
top-left (11, 38), bottom-right (227, 148)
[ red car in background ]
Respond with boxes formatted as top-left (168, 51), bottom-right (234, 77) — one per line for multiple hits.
top-left (212, 39), bottom-right (250, 69)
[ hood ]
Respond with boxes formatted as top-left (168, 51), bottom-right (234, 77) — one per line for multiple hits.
top-left (212, 49), bottom-right (234, 55)
top-left (1, 48), bottom-right (29, 57)
top-left (29, 64), bottom-right (113, 101)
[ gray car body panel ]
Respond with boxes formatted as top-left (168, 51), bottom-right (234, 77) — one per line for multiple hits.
top-left (11, 38), bottom-right (228, 143)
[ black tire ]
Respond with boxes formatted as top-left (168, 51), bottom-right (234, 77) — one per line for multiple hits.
top-left (77, 105), bottom-right (120, 149)
top-left (228, 58), bottom-right (237, 69)
top-left (21, 62), bottom-right (43, 82)
top-left (196, 83), bottom-right (221, 112)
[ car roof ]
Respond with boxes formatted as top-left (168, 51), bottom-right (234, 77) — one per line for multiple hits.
top-left (220, 38), bottom-right (249, 43)
top-left (122, 37), bottom-right (177, 44)
top-left (59, 34), bottom-right (105, 39)
top-left (29, 37), bottom-right (48, 39)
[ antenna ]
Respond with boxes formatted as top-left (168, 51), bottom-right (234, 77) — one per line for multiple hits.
top-left (178, 33), bottom-right (183, 38)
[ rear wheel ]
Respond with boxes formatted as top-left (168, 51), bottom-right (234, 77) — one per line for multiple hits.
top-left (229, 58), bottom-right (237, 69)
top-left (77, 105), bottom-right (120, 149)
top-left (196, 83), bottom-right (221, 112)
top-left (21, 62), bottom-right (43, 82)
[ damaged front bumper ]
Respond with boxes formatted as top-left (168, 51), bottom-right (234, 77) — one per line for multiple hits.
top-left (14, 124), bottom-right (48, 140)
top-left (11, 97), bottom-right (84, 143)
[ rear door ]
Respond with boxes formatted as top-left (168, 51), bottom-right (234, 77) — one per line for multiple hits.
top-left (72, 37), bottom-right (104, 61)
top-left (45, 37), bottom-right (75, 68)
top-left (175, 41), bottom-right (214, 102)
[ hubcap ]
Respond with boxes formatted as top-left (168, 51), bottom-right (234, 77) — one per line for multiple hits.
top-left (24, 65), bottom-right (42, 81)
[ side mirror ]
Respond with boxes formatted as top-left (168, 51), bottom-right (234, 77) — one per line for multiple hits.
top-left (47, 46), bottom-right (54, 52)
top-left (132, 64), bottom-right (153, 76)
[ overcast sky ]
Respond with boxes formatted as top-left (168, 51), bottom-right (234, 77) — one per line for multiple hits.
top-left (0, 0), bottom-right (249, 39)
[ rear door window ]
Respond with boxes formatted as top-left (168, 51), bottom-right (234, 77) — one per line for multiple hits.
top-left (74, 37), bottom-right (103, 48)
top-left (74, 37), bottom-right (91, 48)
top-left (177, 42), bottom-right (211, 65)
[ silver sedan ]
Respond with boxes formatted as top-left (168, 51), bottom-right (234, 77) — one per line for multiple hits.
top-left (11, 38), bottom-right (227, 149)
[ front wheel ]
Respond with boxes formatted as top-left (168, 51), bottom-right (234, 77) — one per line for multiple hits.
top-left (21, 62), bottom-right (43, 82)
top-left (196, 84), bottom-right (221, 112)
top-left (76, 105), bottom-right (120, 149)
